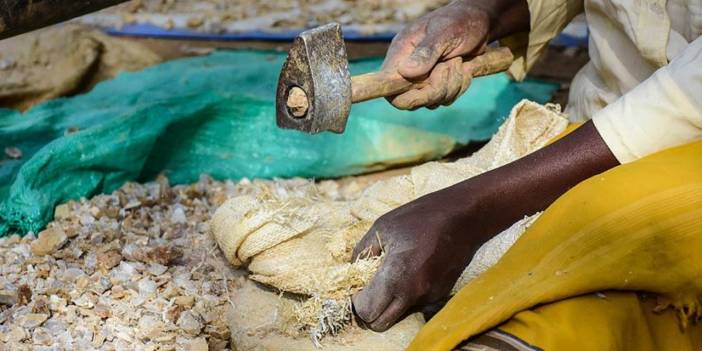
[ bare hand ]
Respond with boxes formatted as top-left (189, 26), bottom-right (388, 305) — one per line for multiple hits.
top-left (351, 187), bottom-right (483, 331)
top-left (351, 122), bottom-right (619, 331)
top-left (382, 1), bottom-right (492, 110)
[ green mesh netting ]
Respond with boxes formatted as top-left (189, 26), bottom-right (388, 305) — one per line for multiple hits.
top-left (0, 50), bottom-right (557, 236)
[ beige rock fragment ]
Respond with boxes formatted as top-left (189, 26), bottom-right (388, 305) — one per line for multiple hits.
top-left (97, 250), bottom-right (122, 270)
top-left (6, 326), bottom-right (29, 342)
top-left (94, 303), bottom-right (112, 319)
top-left (0, 234), bottom-right (21, 247)
top-left (53, 203), bottom-right (71, 220)
top-left (189, 337), bottom-right (209, 351)
top-left (31, 295), bottom-right (50, 314)
top-left (17, 313), bottom-right (49, 329)
top-left (30, 227), bottom-right (68, 256)
top-left (32, 327), bottom-right (53, 345)
top-left (0, 290), bottom-right (17, 305)
top-left (175, 295), bottom-right (195, 309)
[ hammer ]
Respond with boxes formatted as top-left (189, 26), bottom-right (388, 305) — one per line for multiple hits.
top-left (276, 23), bottom-right (514, 134)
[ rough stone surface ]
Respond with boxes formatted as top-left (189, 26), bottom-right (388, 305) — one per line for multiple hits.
top-left (18, 313), bottom-right (49, 329)
top-left (178, 311), bottom-right (204, 336)
top-left (0, 176), bottom-right (242, 349)
top-left (80, 0), bottom-right (450, 35)
top-left (30, 227), bottom-right (68, 256)
top-left (190, 336), bottom-right (209, 351)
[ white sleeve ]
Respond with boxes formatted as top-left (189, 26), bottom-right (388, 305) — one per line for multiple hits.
top-left (592, 36), bottom-right (702, 163)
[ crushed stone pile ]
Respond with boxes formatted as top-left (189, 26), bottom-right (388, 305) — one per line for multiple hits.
top-left (78, 0), bottom-right (451, 34)
top-left (0, 175), bottom-right (243, 350)
top-left (0, 173), bottom-right (382, 350)
top-left (212, 100), bottom-right (569, 350)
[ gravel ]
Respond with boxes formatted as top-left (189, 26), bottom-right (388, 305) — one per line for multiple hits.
top-left (0, 175), bottom-right (242, 350)
top-left (78, 0), bottom-right (451, 35)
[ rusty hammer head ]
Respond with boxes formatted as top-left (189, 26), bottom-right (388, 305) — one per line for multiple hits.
top-left (276, 23), bottom-right (352, 134)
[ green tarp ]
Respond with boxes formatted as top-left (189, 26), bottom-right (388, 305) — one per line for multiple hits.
top-left (0, 50), bottom-right (557, 236)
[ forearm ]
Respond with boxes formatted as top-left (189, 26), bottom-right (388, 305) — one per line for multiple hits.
top-left (447, 121), bottom-right (619, 243)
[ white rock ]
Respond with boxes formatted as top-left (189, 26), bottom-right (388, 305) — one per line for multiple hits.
top-left (94, 276), bottom-right (113, 294)
top-left (32, 327), bottom-right (53, 345)
top-left (79, 214), bottom-right (95, 226)
top-left (83, 252), bottom-right (98, 272)
top-left (177, 311), bottom-right (203, 336)
top-left (48, 295), bottom-right (67, 311)
top-left (138, 278), bottom-right (157, 296)
top-left (171, 206), bottom-right (187, 224)
top-left (146, 263), bottom-right (168, 276)
top-left (190, 337), bottom-right (209, 351)
top-left (72, 294), bottom-right (95, 308)
top-left (6, 326), bottom-right (29, 342)
top-left (62, 267), bottom-right (86, 281)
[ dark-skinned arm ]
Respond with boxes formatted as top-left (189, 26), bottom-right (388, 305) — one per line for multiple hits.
top-left (352, 121), bottom-right (620, 331)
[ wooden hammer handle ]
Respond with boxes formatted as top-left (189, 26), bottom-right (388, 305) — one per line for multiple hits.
top-left (351, 47), bottom-right (514, 103)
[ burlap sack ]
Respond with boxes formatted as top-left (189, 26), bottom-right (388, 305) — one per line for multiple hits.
top-left (211, 100), bottom-right (568, 350)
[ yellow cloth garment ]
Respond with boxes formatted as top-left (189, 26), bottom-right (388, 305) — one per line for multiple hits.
top-left (480, 291), bottom-right (702, 350)
top-left (409, 139), bottom-right (702, 350)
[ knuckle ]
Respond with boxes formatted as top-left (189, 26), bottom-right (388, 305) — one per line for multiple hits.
top-left (427, 15), bottom-right (455, 31)
top-left (410, 46), bottom-right (434, 63)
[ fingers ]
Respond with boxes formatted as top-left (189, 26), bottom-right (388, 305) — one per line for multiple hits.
top-left (397, 35), bottom-right (447, 79)
top-left (390, 57), bottom-right (471, 110)
top-left (352, 261), bottom-right (412, 331)
top-left (444, 58), bottom-right (470, 105)
top-left (351, 226), bottom-right (384, 262)
top-left (352, 265), bottom-right (396, 324)
top-left (381, 23), bottom-right (425, 73)
top-left (367, 297), bottom-right (410, 331)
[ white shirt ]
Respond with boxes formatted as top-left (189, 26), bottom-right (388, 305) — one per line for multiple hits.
top-left (505, 0), bottom-right (702, 163)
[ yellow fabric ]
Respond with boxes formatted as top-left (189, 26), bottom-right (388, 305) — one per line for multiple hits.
top-left (408, 139), bottom-right (702, 351)
top-left (497, 292), bottom-right (702, 350)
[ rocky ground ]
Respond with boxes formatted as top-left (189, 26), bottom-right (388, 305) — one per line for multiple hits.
top-left (0, 174), bottom-right (376, 350)
top-left (0, 176), bottom-right (243, 350)
top-left (79, 0), bottom-right (450, 34)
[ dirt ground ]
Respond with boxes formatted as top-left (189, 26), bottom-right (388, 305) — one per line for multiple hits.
top-left (79, 0), bottom-right (450, 35)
